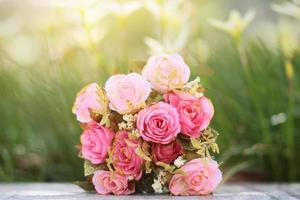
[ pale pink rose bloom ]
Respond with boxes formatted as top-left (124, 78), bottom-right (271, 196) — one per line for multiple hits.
top-left (92, 170), bottom-right (135, 195)
top-left (142, 53), bottom-right (190, 93)
top-left (80, 122), bottom-right (114, 164)
top-left (152, 140), bottom-right (183, 164)
top-left (112, 131), bottom-right (144, 180)
top-left (164, 92), bottom-right (214, 138)
top-left (72, 83), bottom-right (104, 123)
top-left (104, 73), bottom-right (151, 114)
top-left (169, 158), bottom-right (222, 196)
top-left (137, 102), bottom-right (180, 144)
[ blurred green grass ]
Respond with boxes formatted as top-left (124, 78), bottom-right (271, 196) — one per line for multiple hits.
top-left (0, 0), bottom-right (300, 182)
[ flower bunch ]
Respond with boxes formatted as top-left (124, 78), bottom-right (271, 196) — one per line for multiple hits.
top-left (73, 53), bottom-right (222, 196)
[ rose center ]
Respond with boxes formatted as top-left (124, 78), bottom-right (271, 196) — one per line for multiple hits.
top-left (153, 118), bottom-right (166, 130)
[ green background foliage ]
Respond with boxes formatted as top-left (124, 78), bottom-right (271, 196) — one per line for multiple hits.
top-left (0, 0), bottom-right (299, 182)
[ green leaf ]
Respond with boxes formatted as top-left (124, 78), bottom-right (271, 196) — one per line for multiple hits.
top-left (135, 145), bottom-right (152, 162)
top-left (177, 136), bottom-right (195, 151)
top-left (146, 91), bottom-right (163, 104)
top-left (191, 137), bottom-right (202, 149)
top-left (129, 60), bottom-right (146, 73)
top-left (135, 172), bottom-right (155, 194)
top-left (73, 181), bottom-right (95, 192)
top-left (84, 160), bottom-right (106, 176)
top-left (155, 162), bottom-right (176, 173)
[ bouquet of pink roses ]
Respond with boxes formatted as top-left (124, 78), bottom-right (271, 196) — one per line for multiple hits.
top-left (72, 53), bottom-right (222, 196)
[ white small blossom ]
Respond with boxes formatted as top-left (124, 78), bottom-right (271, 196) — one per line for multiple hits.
top-left (126, 121), bottom-right (134, 130)
top-left (157, 171), bottom-right (167, 182)
top-left (118, 114), bottom-right (137, 130)
top-left (123, 114), bottom-right (137, 122)
top-left (270, 112), bottom-right (287, 126)
top-left (118, 122), bottom-right (127, 130)
top-left (152, 179), bottom-right (163, 193)
top-left (174, 156), bottom-right (186, 168)
top-left (130, 129), bottom-right (140, 137)
top-left (123, 114), bottom-right (131, 122)
top-left (152, 170), bottom-right (168, 193)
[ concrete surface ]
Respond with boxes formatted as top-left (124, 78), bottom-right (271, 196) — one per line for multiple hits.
top-left (0, 183), bottom-right (299, 200)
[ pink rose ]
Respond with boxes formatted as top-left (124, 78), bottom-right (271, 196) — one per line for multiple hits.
top-left (80, 122), bottom-right (114, 164)
top-left (152, 140), bottom-right (183, 164)
top-left (112, 131), bottom-right (144, 180)
top-left (169, 158), bottom-right (222, 196)
top-left (164, 92), bottom-right (214, 138)
top-left (137, 102), bottom-right (180, 144)
top-left (72, 83), bottom-right (107, 123)
top-left (92, 170), bottom-right (135, 195)
top-left (142, 53), bottom-right (190, 93)
top-left (104, 73), bottom-right (151, 114)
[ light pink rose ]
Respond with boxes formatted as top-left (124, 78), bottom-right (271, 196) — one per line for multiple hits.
top-left (80, 122), bottom-right (114, 164)
top-left (152, 140), bottom-right (183, 164)
top-left (137, 102), bottom-right (180, 144)
top-left (169, 158), bottom-right (222, 196)
top-left (104, 73), bottom-right (151, 114)
top-left (164, 92), bottom-right (214, 138)
top-left (112, 131), bottom-right (144, 180)
top-left (72, 83), bottom-right (105, 123)
top-left (142, 53), bottom-right (190, 93)
top-left (92, 170), bottom-right (135, 195)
